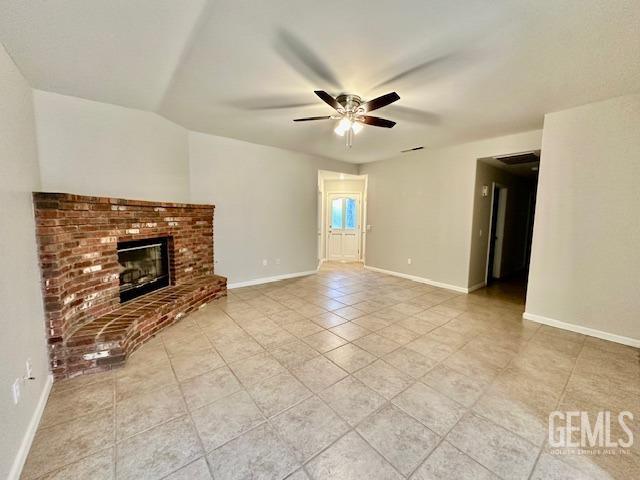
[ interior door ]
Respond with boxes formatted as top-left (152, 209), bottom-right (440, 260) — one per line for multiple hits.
top-left (327, 194), bottom-right (360, 261)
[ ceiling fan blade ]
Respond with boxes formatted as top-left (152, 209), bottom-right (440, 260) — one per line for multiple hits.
top-left (293, 116), bottom-right (332, 122)
top-left (274, 29), bottom-right (342, 89)
top-left (229, 95), bottom-right (317, 110)
top-left (361, 92), bottom-right (400, 112)
top-left (372, 53), bottom-right (455, 89)
top-left (360, 116), bottom-right (396, 128)
top-left (314, 91), bottom-right (341, 111)
top-left (384, 105), bottom-right (440, 125)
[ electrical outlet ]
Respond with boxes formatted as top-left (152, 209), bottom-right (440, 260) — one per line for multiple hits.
top-left (26, 358), bottom-right (33, 379)
top-left (262, 259), bottom-right (268, 266)
top-left (407, 258), bottom-right (412, 265)
top-left (275, 258), bottom-right (281, 265)
top-left (479, 229), bottom-right (483, 237)
top-left (12, 378), bottom-right (21, 405)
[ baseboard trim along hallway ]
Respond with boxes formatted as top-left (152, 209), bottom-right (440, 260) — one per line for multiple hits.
top-left (227, 270), bottom-right (318, 289)
top-left (364, 265), bottom-right (469, 293)
top-left (9, 374), bottom-right (53, 480)
top-left (523, 312), bottom-right (640, 348)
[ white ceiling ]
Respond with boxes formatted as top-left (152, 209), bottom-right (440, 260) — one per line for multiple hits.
top-left (1, 0), bottom-right (639, 163)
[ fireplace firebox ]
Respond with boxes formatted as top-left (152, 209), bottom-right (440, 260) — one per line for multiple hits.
top-left (117, 237), bottom-right (170, 302)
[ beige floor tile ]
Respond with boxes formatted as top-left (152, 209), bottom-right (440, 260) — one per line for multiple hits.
top-left (441, 350), bottom-right (502, 383)
top-left (306, 431), bottom-right (402, 480)
top-left (428, 304), bottom-right (465, 319)
top-left (530, 453), bottom-right (595, 480)
top-left (164, 333), bottom-right (213, 358)
top-left (324, 343), bottom-right (377, 373)
top-left (319, 376), bottom-right (386, 426)
top-left (302, 330), bottom-right (348, 353)
top-left (286, 469), bottom-right (310, 480)
top-left (405, 336), bottom-right (457, 362)
top-left (311, 311), bottom-right (349, 328)
top-left (40, 379), bottom-right (114, 428)
top-left (329, 321), bottom-right (371, 341)
top-left (191, 390), bottom-right (265, 452)
top-left (270, 339), bottom-right (320, 369)
top-left (446, 413), bottom-right (539, 480)
top-left (352, 314), bottom-right (392, 331)
top-left (414, 309), bottom-right (453, 326)
top-left (291, 355), bottom-right (348, 393)
top-left (116, 384), bottom-right (186, 440)
top-left (271, 396), bottom-right (349, 461)
top-left (377, 324), bottom-right (419, 344)
top-left (398, 316), bottom-right (439, 335)
top-left (247, 371), bottom-right (312, 417)
top-left (116, 360), bottom-right (177, 402)
top-left (180, 366), bottom-right (242, 410)
top-left (354, 359), bottom-right (414, 399)
top-left (22, 407), bottom-right (114, 479)
top-left (207, 423), bottom-right (299, 480)
top-left (211, 335), bottom-right (265, 363)
top-left (421, 364), bottom-right (489, 407)
top-left (357, 404), bottom-right (439, 475)
top-left (50, 369), bottom-right (114, 394)
top-left (229, 351), bottom-right (287, 386)
top-left (283, 319), bottom-right (324, 338)
top-left (411, 441), bottom-right (499, 480)
top-left (373, 308), bottom-right (410, 323)
top-left (33, 447), bottom-right (114, 480)
top-left (384, 347), bottom-right (439, 378)
top-left (351, 332), bottom-right (400, 357)
top-left (269, 309), bottom-right (308, 326)
top-left (333, 305), bottom-right (366, 320)
top-left (163, 457), bottom-right (212, 480)
top-left (116, 415), bottom-right (202, 480)
top-left (170, 349), bottom-right (225, 381)
top-left (392, 382), bottom-right (466, 436)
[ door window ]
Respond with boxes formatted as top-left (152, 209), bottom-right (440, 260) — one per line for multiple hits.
top-left (330, 197), bottom-right (358, 229)
top-left (331, 198), bottom-right (343, 229)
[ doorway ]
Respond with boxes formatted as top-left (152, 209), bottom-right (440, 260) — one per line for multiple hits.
top-left (327, 193), bottom-right (361, 261)
top-left (318, 170), bottom-right (367, 264)
top-left (486, 183), bottom-right (507, 284)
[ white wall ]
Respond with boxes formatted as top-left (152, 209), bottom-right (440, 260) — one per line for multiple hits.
top-left (359, 130), bottom-right (542, 291)
top-left (33, 90), bottom-right (190, 202)
top-left (0, 44), bottom-right (50, 480)
top-left (526, 94), bottom-right (640, 344)
top-left (188, 132), bottom-right (357, 285)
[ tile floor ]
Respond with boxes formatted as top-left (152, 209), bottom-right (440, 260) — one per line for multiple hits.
top-left (22, 263), bottom-right (640, 479)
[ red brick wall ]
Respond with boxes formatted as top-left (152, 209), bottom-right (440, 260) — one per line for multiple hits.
top-left (33, 192), bottom-right (216, 377)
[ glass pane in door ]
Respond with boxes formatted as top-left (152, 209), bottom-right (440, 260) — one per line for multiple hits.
top-left (345, 198), bottom-right (357, 229)
top-left (331, 198), bottom-right (343, 229)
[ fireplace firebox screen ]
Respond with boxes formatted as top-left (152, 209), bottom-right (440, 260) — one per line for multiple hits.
top-left (117, 237), bottom-right (170, 302)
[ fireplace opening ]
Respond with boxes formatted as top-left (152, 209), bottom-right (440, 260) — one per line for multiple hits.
top-left (117, 237), bottom-right (170, 302)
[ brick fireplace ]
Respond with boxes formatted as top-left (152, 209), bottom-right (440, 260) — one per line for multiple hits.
top-left (33, 193), bottom-right (227, 379)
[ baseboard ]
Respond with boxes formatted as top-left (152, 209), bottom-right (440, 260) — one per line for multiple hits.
top-left (523, 312), bottom-right (640, 348)
top-left (227, 270), bottom-right (317, 289)
top-left (364, 265), bottom-right (469, 293)
top-left (8, 374), bottom-right (53, 480)
top-left (467, 282), bottom-right (486, 293)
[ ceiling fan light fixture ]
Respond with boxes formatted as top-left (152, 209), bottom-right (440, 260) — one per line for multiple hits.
top-left (334, 117), bottom-right (352, 136)
top-left (351, 121), bottom-right (363, 134)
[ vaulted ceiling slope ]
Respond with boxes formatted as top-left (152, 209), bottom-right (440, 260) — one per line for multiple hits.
top-left (1, 0), bottom-right (639, 163)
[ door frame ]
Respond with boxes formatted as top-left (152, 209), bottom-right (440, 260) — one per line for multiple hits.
top-left (325, 191), bottom-right (363, 262)
top-left (485, 182), bottom-right (508, 283)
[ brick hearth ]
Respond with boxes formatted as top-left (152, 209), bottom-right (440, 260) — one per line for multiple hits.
top-left (33, 192), bottom-right (227, 379)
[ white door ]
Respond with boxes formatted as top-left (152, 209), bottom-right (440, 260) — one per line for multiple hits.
top-left (327, 194), bottom-right (360, 261)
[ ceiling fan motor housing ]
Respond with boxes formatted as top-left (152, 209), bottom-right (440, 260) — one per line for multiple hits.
top-left (336, 94), bottom-right (363, 114)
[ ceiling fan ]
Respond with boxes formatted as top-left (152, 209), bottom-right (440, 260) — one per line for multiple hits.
top-left (293, 90), bottom-right (400, 147)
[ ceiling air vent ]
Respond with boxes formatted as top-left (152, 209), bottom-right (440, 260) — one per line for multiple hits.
top-left (401, 146), bottom-right (424, 153)
top-left (494, 151), bottom-right (540, 165)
